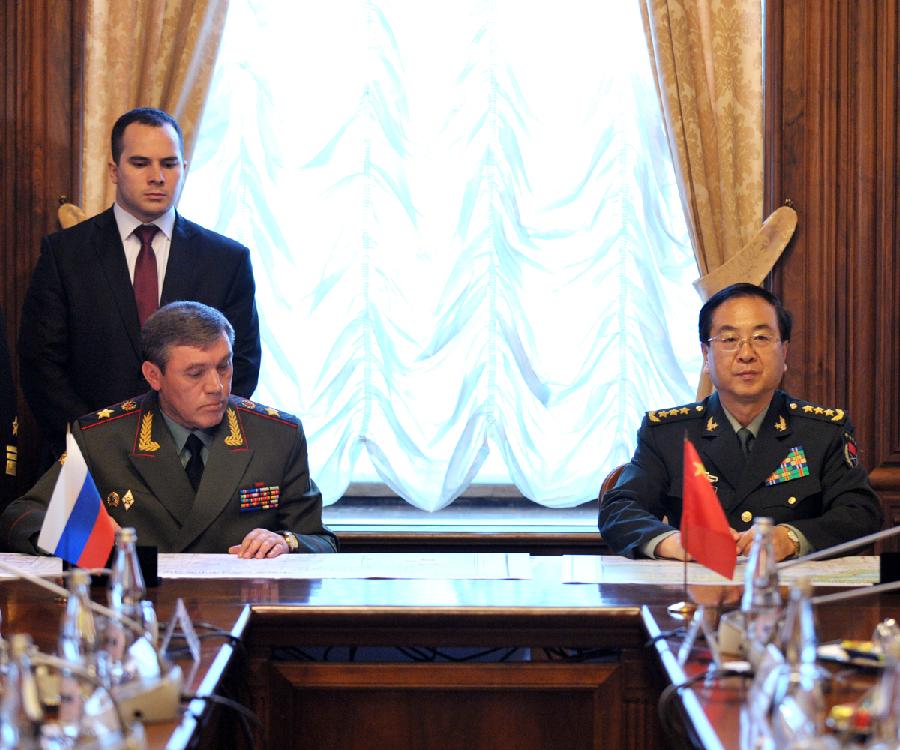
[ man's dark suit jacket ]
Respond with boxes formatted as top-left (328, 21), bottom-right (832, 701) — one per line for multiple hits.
top-left (0, 392), bottom-right (337, 554)
top-left (598, 390), bottom-right (884, 558)
top-left (19, 207), bottom-right (261, 455)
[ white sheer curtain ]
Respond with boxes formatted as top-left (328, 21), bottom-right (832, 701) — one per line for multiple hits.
top-left (179, 0), bottom-right (702, 510)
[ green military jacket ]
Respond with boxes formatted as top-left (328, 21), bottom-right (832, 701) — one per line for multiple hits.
top-left (1, 391), bottom-right (336, 554)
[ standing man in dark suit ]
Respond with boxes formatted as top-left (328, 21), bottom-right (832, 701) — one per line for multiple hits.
top-left (599, 283), bottom-right (883, 562)
top-left (2, 301), bottom-right (335, 557)
top-left (19, 107), bottom-right (261, 459)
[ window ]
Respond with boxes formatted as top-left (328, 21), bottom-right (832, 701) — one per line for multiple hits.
top-left (179, 0), bottom-right (702, 513)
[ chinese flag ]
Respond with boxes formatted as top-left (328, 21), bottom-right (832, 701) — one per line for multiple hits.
top-left (681, 437), bottom-right (736, 580)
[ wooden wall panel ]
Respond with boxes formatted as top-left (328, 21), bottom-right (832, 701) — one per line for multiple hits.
top-left (267, 663), bottom-right (625, 750)
top-left (0, 0), bottom-right (83, 490)
top-left (766, 0), bottom-right (900, 543)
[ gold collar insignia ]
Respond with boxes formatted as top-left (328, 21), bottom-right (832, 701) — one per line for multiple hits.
top-left (224, 408), bottom-right (244, 447)
top-left (138, 412), bottom-right (160, 452)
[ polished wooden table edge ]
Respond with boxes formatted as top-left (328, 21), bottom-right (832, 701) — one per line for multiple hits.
top-left (642, 606), bottom-right (725, 750)
top-left (161, 604), bottom-right (251, 749)
top-left (245, 603), bottom-right (647, 649)
top-left (248, 604), bottom-right (643, 617)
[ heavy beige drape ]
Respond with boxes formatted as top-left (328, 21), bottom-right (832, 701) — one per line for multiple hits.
top-left (80, 0), bottom-right (229, 217)
top-left (640, 0), bottom-right (763, 278)
top-left (640, 0), bottom-right (763, 397)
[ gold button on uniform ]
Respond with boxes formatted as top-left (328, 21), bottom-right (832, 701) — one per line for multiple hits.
top-left (741, 510), bottom-right (752, 524)
top-left (787, 496), bottom-right (797, 505)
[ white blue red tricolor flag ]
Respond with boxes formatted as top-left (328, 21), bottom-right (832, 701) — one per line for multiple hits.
top-left (37, 432), bottom-right (116, 568)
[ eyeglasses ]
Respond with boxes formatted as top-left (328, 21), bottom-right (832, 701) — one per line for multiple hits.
top-left (706, 333), bottom-right (781, 352)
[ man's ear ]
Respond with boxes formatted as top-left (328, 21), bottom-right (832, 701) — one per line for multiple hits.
top-left (142, 360), bottom-right (163, 391)
top-left (108, 160), bottom-right (119, 185)
top-left (782, 340), bottom-right (789, 372)
top-left (701, 343), bottom-right (710, 373)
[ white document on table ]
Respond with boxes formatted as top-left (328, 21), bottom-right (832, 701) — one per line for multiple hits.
top-left (157, 552), bottom-right (533, 580)
top-left (0, 553), bottom-right (63, 578)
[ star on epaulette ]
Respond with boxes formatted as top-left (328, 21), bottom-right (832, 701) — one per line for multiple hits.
top-left (80, 398), bottom-right (144, 429)
top-left (234, 397), bottom-right (300, 426)
top-left (788, 399), bottom-right (846, 424)
top-left (78, 405), bottom-right (119, 428)
top-left (647, 401), bottom-right (705, 424)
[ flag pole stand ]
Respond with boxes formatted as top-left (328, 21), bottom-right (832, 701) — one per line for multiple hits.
top-left (667, 600), bottom-right (697, 618)
top-left (667, 556), bottom-right (697, 618)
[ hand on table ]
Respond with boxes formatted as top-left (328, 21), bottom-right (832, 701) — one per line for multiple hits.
top-left (228, 528), bottom-right (288, 559)
top-left (735, 524), bottom-right (797, 561)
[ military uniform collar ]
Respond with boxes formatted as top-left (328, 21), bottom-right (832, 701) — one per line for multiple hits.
top-left (160, 412), bottom-right (215, 457)
top-left (702, 391), bottom-right (792, 438)
top-left (720, 402), bottom-right (768, 438)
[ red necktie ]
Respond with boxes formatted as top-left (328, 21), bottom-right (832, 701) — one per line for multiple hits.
top-left (133, 224), bottom-right (160, 325)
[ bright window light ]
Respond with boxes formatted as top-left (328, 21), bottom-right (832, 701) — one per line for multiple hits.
top-left (180, 0), bottom-right (702, 510)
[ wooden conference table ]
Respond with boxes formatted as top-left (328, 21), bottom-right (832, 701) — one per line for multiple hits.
top-left (0, 553), bottom-right (894, 750)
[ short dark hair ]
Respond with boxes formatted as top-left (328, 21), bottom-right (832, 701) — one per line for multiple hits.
top-left (111, 107), bottom-right (184, 164)
top-left (142, 301), bottom-right (234, 371)
top-left (698, 283), bottom-right (793, 344)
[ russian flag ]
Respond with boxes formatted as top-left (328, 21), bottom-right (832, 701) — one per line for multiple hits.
top-left (37, 432), bottom-right (116, 568)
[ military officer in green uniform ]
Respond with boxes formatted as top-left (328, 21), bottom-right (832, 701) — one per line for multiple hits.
top-left (1, 301), bottom-right (336, 557)
top-left (599, 283), bottom-right (883, 563)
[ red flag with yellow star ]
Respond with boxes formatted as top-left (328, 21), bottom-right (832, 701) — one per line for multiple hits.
top-left (681, 437), bottom-right (736, 579)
